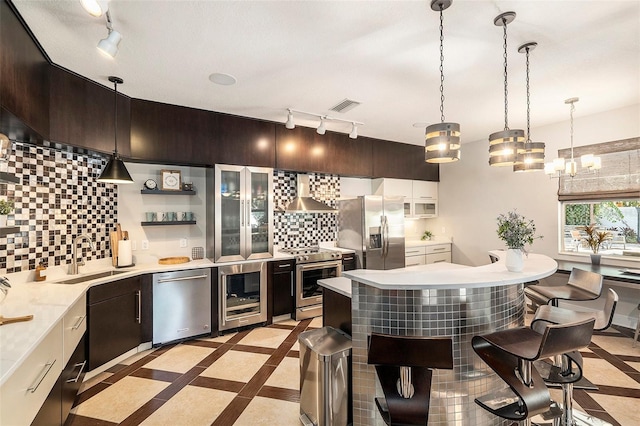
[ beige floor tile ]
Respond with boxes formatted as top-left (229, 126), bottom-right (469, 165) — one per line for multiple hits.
top-left (73, 376), bottom-right (169, 423)
top-left (143, 344), bottom-right (215, 373)
top-left (290, 340), bottom-right (300, 352)
top-left (79, 371), bottom-right (113, 393)
top-left (589, 393), bottom-right (640, 426)
top-left (264, 356), bottom-right (299, 390)
top-left (237, 327), bottom-right (292, 349)
top-left (140, 385), bottom-right (236, 426)
top-left (232, 396), bottom-right (300, 426)
top-left (274, 318), bottom-right (299, 327)
top-left (548, 388), bottom-right (585, 412)
top-left (627, 361), bottom-right (640, 372)
top-left (582, 358), bottom-right (640, 389)
top-left (591, 334), bottom-right (640, 357)
top-left (309, 317), bottom-right (323, 328)
top-left (201, 350), bottom-right (269, 382)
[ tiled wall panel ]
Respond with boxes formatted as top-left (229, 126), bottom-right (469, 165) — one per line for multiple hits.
top-left (0, 142), bottom-right (115, 273)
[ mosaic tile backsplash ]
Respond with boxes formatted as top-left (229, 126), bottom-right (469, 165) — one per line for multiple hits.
top-left (0, 142), bottom-right (116, 274)
top-left (273, 171), bottom-right (340, 249)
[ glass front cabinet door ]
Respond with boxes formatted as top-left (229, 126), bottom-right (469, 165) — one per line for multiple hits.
top-left (214, 164), bottom-right (273, 262)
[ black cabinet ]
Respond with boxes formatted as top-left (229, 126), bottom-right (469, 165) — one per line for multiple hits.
top-left (267, 259), bottom-right (295, 322)
top-left (32, 335), bottom-right (86, 426)
top-left (87, 276), bottom-right (142, 371)
top-left (342, 253), bottom-right (357, 271)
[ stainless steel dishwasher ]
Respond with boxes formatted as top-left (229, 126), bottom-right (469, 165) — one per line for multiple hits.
top-left (153, 268), bottom-right (212, 345)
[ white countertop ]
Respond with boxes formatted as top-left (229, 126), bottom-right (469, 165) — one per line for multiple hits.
top-left (318, 277), bottom-right (352, 297)
top-left (343, 251), bottom-right (557, 290)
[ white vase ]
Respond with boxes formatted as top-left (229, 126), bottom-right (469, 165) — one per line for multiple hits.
top-left (505, 249), bottom-right (524, 272)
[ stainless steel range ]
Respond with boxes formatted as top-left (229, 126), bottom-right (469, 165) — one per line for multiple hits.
top-left (280, 246), bottom-right (343, 320)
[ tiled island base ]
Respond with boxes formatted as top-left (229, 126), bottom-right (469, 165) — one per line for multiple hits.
top-left (351, 281), bottom-right (525, 426)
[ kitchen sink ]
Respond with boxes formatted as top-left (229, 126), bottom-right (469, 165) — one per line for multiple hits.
top-left (55, 270), bottom-right (127, 284)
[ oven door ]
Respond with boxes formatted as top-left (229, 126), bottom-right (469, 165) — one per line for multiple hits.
top-left (296, 261), bottom-right (342, 314)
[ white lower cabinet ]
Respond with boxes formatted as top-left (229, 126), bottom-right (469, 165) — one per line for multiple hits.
top-left (1, 321), bottom-right (63, 426)
top-left (63, 296), bottom-right (86, 366)
top-left (405, 243), bottom-right (452, 266)
top-left (405, 246), bottom-right (426, 266)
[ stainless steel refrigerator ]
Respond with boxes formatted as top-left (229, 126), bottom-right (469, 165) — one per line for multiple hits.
top-left (337, 196), bottom-right (405, 270)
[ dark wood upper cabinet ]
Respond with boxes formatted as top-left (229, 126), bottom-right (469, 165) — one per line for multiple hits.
top-left (371, 138), bottom-right (439, 181)
top-left (275, 125), bottom-right (372, 176)
top-left (130, 99), bottom-right (275, 167)
top-left (49, 67), bottom-right (131, 156)
top-left (0, 0), bottom-right (49, 140)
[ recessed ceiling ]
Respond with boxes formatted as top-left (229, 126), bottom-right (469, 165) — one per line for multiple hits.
top-left (11, 0), bottom-right (640, 146)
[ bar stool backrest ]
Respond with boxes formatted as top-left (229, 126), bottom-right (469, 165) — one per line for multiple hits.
top-left (594, 288), bottom-right (619, 330)
top-left (368, 333), bottom-right (453, 369)
top-left (537, 318), bottom-right (595, 360)
top-left (568, 268), bottom-right (603, 299)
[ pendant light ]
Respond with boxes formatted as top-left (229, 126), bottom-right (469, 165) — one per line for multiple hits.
top-left (97, 76), bottom-right (134, 184)
top-left (544, 97), bottom-right (601, 177)
top-left (425, 0), bottom-right (460, 164)
top-left (514, 42), bottom-right (545, 172)
top-left (489, 12), bottom-right (524, 167)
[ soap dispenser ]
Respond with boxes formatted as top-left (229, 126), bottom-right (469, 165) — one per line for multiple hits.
top-left (35, 260), bottom-right (47, 282)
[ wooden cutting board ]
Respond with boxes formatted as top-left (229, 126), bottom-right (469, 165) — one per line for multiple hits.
top-left (158, 256), bottom-right (190, 265)
top-left (110, 230), bottom-right (119, 267)
top-left (0, 314), bottom-right (33, 326)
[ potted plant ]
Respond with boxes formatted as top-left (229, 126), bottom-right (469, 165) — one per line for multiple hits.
top-left (0, 199), bottom-right (14, 227)
top-left (496, 210), bottom-right (543, 272)
top-left (579, 223), bottom-right (611, 265)
top-left (421, 230), bottom-right (433, 241)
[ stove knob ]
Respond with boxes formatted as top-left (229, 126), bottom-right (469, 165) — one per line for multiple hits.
top-left (331, 253), bottom-right (338, 258)
top-left (303, 255), bottom-right (310, 261)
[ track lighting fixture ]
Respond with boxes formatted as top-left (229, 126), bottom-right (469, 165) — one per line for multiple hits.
top-left (285, 109), bottom-right (295, 129)
top-left (425, 0), bottom-right (460, 164)
top-left (80, 0), bottom-right (109, 17)
top-left (488, 12), bottom-right (525, 167)
top-left (317, 118), bottom-right (326, 135)
top-left (97, 10), bottom-right (121, 58)
top-left (284, 109), bottom-right (363, 139)
top-left (349, 123), bottom-right (358, 140)
top-left (514, 42), bottom-right (545, 172)
top-left (98, 76), bottom-right (134, 184)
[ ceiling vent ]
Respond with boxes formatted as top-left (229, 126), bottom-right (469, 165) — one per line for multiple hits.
top-left (329, 99), bottom-right (361, 114)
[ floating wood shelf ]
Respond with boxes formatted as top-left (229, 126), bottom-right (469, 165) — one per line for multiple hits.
top-left (140, 189), bottom-right (196, 195)
top-left (141, 221), bottom-right (196, 226)
top-left (0, 226), bottom-right (20, 237)
top-left (0, 172), bottom-right (20, 184)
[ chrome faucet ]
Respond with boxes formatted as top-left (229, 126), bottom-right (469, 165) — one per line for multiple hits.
top-left (69, 234), bottom-right (95, 275)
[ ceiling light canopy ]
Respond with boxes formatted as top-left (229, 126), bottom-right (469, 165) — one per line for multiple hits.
top-left (514, 41), bottom-right (545, 172)
top-left (208, 73), bottom-right (237, 86)
top-left (80, 0), bottom-right (108, 17)
top-left (489, 12), bottom-right (525, 167)
top-left (284, 109), bottom-right (363, 139)
top-left (98, 76), bottom-right (134, 184)
top-left (425, 0), bottom-right (460, 164)
top-left (544, 97), bottom-right (601, 178)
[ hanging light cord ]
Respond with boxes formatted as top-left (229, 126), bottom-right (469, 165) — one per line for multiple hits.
top-left (502, 17), bottom-right (509, 130)
top-left (113, 80), bottom-right (119, 157)
top-left (439, 4), bottom-right (445, 123)
top-left (569, 100), bottom-right (575, 162)
top-left (525, 46), bottom-right (531, 143)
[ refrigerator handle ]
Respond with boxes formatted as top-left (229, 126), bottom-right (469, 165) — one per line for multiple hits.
top-left (382, 215), bottom-right (389, 257)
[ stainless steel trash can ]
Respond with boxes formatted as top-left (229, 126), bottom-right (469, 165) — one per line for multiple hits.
top-left (299, 326), bottom-right (352, 426)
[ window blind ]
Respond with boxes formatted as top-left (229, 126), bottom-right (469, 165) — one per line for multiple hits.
top-left (557, 137), bottom-right (640, 201)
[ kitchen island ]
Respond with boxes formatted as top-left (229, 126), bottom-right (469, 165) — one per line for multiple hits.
top-left (337, 252), bottom-right (557, 426)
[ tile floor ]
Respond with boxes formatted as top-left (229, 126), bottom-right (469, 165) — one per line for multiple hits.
top-left (67, 316), bottom-right (640, 426)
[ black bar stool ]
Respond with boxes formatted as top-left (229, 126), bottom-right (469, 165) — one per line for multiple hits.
top-left (530, 288), bottom-right (618, 426)
top-left (525, 268), bottom-right (603, 310)
top-left (367, 333), bottom-right (453, 426)
top-left (472, 318), bottom-right (595, 425)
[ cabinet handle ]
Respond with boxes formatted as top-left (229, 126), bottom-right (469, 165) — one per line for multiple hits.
top-left (241, 200), bottom-right (245, 226)
top-left (406, 250), bottom-right (421, 254)
top-left (278, 263), bottom-right (292, 268)
top-left (157, 275), bottom-right (208, 283)
top-left (290, 271), bottom-right (294, 297)
top-left (28, 359), bottom-right (56, 393)
top-left (433, 259), bottom-right (446, 263)
top-left (71, 314), bottom-right (86, 330)
top-left (136, 290), bottom-right (141, 324)
top-left (66, 360), bottom-right (87, 384)
top-left (432, 247), bottom-right (446, 251)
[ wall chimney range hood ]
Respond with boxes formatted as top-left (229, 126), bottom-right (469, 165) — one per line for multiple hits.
top-left (284, 174), bottom-right (336, 213)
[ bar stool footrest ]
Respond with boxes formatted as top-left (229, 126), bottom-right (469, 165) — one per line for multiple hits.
top-left (475, 387), bottom-right (525, 419)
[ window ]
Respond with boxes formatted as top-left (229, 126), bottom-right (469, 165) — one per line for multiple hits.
top-left (561, 200), bottom-right (640, 257)
top-left (556, 138), bottom-right (640, 260)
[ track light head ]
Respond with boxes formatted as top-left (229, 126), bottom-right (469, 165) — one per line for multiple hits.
top-left (285, 110), bottom-right (295, 129)
top-left (317, 118), bottom-right (326, 135)
top-left (81, 0), bottom-right (109, 17)
top-left (97, 29), bottom-right (122, 58)
top-left (349, 123), bottom-right (358, 139)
